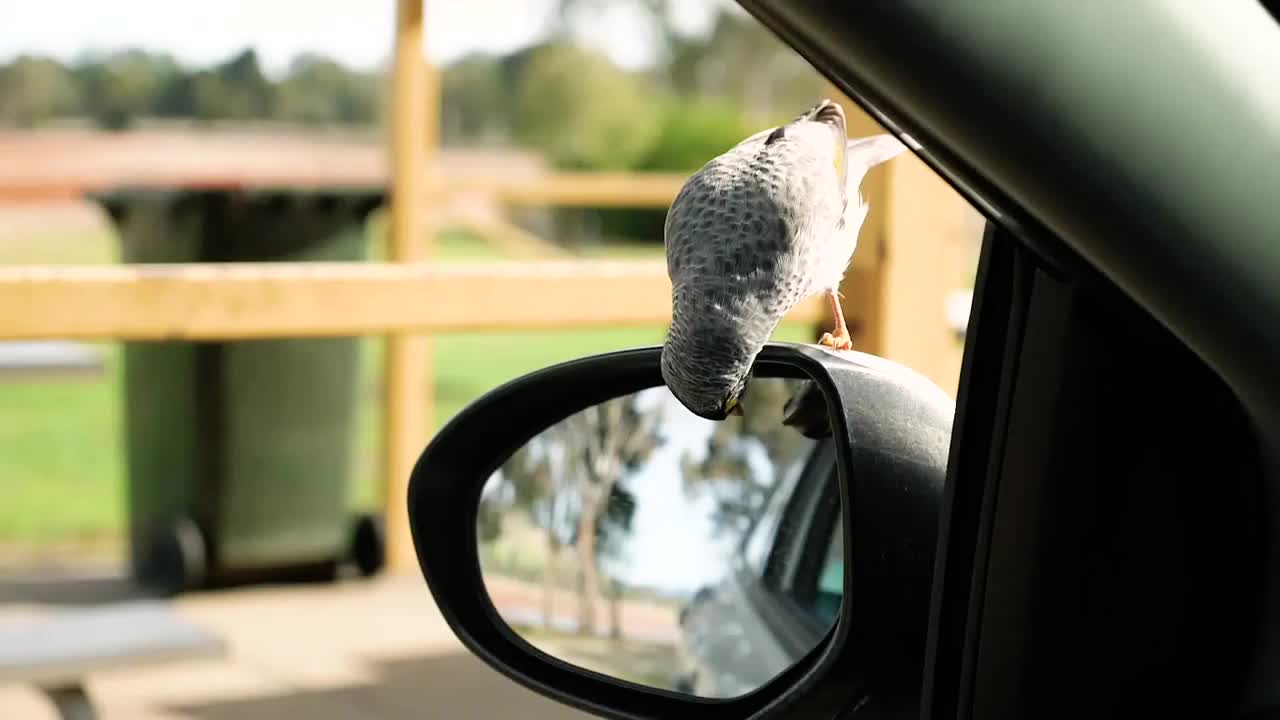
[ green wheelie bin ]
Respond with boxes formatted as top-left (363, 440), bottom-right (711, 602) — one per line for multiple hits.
top-left (92, 187), bottom-right (388, 595)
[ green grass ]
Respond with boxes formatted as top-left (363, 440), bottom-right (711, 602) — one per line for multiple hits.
top-left (0, 229), bottom-right (119, 265)
top-left (513, 626), bottom-right (682, 690)
top-left (0, 221), bottom-right (814, 544)
top-left (0, 344), bottom-right (125, 542)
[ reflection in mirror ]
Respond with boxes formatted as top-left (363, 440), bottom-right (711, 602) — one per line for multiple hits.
top-left (477, 375), bottom-right (840, 699)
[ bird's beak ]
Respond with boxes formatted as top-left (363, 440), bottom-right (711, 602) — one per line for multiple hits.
top-left (724, 397), bottom-right (745, 416)
top-left (809, 99), bottom-right (846, 132)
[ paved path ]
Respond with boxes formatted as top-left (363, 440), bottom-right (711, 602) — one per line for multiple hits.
top-left (0, 572), bottom-right (597, 719)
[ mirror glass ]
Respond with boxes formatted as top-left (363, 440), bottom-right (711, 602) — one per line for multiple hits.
top-left (477, 373), bottom-right (842, 699)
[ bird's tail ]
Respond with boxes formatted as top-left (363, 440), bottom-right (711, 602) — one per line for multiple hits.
top-left (846, 133), bottom-right (909, 169)
top-left (843, 133), bottom-right (910, 202)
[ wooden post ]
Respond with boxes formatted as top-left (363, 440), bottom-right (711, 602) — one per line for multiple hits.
top-left (825, 85), bottom-right (973, 397)
top-left (384, 0), bottom-right (436, 573)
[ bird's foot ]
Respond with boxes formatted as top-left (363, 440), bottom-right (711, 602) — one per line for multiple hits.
top-left (819, 288), bottom-right (854, 351)
top-left (818, 329), bottom-right (853, 351)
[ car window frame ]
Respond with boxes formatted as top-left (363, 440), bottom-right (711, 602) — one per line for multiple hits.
top-left (735, 429), bottom-right (819, 576)
top-left (737, 458), bottom-right (804, 576)
top-left (734, 438), bottom-right (843, 655)
top-left (776, 466), bottom-right (843, 628)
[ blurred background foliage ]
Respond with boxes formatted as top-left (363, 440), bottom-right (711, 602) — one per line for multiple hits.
top-left (0, 2), bottom-right (825, 247)
top-left (0, 4), bottom-right (822, 153)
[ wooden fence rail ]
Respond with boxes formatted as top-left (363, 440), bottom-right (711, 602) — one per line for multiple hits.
top-left (428, 172), bottom-right (688, 208)
top-left (0, 261), bottom-right (823, 341)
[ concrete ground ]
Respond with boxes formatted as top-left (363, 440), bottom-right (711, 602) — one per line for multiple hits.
top-left (0, 570), bottom-right (601, 719)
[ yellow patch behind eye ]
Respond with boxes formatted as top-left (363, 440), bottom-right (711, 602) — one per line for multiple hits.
top-left (833, 136), bottom-right (846, 178)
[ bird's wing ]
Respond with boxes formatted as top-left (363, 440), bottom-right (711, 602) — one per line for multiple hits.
top-left (843, 134), bottom-right (909, 199)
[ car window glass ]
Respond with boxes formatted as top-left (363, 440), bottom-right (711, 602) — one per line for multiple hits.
top-left (764, 444), bottom-right (835, 592)
top-left (776, 512), bottom-right (843, 628)
top-left (742, 479), bottom-right (789, 574)
top-left (810, 514), bottom-right (844, 626)
top-left (772, 473), bottom-right (843, 628)
top-left (741, 447), bottom-right (810, 576)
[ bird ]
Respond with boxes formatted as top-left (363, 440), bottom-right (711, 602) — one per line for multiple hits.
top-left (660, 98), bottom-right (908, 421)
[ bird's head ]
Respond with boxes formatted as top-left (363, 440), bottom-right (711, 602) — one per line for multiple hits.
top-left (794, 98), bottom-right (850, 189)
top-left (799, 97), bottom-right (848, 132)
top-left (661, 309), bottom-right (760, 422)
top-left (750, 98), bottom-right (851, 204)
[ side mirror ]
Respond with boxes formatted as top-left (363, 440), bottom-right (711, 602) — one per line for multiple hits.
top-left (408, 343), bottom-right (953, 719)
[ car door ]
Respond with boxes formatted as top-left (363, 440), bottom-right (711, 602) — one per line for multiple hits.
top-left (737, 2), bottom-right (1280, 718)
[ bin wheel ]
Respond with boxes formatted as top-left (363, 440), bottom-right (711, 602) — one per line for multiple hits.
top-left (350, 513), bottom-right (385, 578)
top-left (139, 516), bottom-right (207, 596)
top-left (673, 674), bottom-right (696, 695)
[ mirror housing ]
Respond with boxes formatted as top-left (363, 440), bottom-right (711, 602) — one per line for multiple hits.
top-left (409, 343), bottom-right (953, 719)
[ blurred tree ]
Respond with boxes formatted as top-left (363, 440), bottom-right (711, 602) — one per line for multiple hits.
top-left (74, 50), bottom-right (179, 130)
top-left (0, 47), bottom-right (395, 129)
top-left (556, 0), bottom-right (823, 125)
top-left (591, 96), bottom-right (751, 244)
top-left (666, 8), bottom-right (825, 126)
top-left (0, 55), bottom-right (80, 127)
top-left (680, 378), bottom-right (816, 537)
top-left (636, 97), bottom-right (749, 172)
top-left (275, 53), bottom-right (380, 126)
top-left (490, 391), bottom-right (665, 638)
top-left (536, 1), bottom-right (827, 248)
top-left (554, 0), bottom-right (687, 64)
top-left (440, 52), bottom-right (511, 145)
top-left (558, 393), bottom-right (665, 637)
top-left (476, 486), bottom-right (504, 544)
top-left (190, 49), bottom-right (274, 121)
top-left (512, 43), bottom-right (663, 171)
top-left (152, 70), bottom-right (197, 118)
top-left (496, 44), bottom-right (539, 99)
top-left (492, 438), bottom-right (568, 630)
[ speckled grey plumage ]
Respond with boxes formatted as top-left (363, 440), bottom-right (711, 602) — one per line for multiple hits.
top-left (660, 99), bottom-right (908, 420)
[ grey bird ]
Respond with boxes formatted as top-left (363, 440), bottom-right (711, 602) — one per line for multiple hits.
top-left (660, 98), bottom-right (908, 421)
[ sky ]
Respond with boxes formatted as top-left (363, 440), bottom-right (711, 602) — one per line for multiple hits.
top-left (598, 387), bottom-right (736, 596)
top-left (601, 385), bottom-right (816, 597)
top-left (0, 0), bottom-right (724, 74)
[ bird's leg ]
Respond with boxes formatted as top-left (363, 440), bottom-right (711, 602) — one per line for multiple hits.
top-left (818, 289), bottom-right (854, 351)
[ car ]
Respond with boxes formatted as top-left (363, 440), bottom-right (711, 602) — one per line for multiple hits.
top-left (671, 437), bottom-right (842, 699)
top-left (407, 2), bottom-right (1280, 719)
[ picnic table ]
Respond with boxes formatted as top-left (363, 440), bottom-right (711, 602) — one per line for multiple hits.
top-left (0, 601), bottom-right (225, 719)
top-left (0, 341), bottom-right (103, 381)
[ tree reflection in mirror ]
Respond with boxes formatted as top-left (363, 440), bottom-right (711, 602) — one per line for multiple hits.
top-left (476, 375), bottom-right (841, 699)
